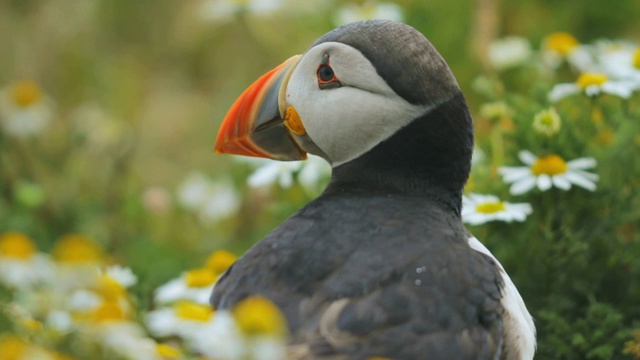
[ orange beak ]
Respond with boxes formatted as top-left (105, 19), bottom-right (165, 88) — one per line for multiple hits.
top-left (215, 55), bottom-right (307, 161)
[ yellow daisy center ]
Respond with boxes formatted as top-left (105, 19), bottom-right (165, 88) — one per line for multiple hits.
top-left (0, 334), bottom-right (28, 360)
top-left (233, 296), bottom-right (287, 336)
top-left (545, 32), bottom-right (579, 55)
top-left (475, 202), bottom-right (506, 214)
top-left (576, 73), bottom-right (608, 88)
top-left (92, 302), bottom-right (127, 323)
top-left (0, 232), bottom-right (37, 259)
top-left (633, 48), bottom-right (640, 69)
top-left (52, 234), bottom-right (103, 264)
top-left (173, 301), bottom-right (213, 322)
top-left (205, 250), bottom-right (237, 274)
top-left (10, 80), bottom-right (42, 107)
top-left (96, 276), bottom-right (127, 302)
top-left (156, 344), bottom-right (182, 359)
top-left (531, 154), bottom-right (568, 176)
top-left (184, 268), bottom-right (218, 288)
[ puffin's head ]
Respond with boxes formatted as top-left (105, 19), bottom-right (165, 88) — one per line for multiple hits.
top-left (216, 20), bottom-right (473, 202)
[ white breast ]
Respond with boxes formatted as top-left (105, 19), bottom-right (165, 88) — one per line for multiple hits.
top-left (467, 236), bottom-right (536, 360)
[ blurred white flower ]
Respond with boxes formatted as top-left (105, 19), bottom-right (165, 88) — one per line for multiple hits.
top-left (244, 154), bottom-right (329, 189)
top-left (82, 321), bottom-right (159, 360)
top-left (499, 150), bottom-right (598, 195)
top-left (68, 289), bottom-right (102, 312)
top-left (199, 0), bottom-right (284, 21)
top-left (188, 311), bottom-right (245, 359)
top-left (247, 159), bottom-right (302, 188)
top-left (596, 44), bottom-right (640, 86)
top-left (146, 301), bottom-right (215, 337)
top-left (46, 310), bottom-right (73, 333)
top-left (532, 107), bottom-right (561, 137)
top-left (549, 72), bottom-right (636, 102)
top-left (542, 32), bottom-right (592, 71)
top-left (71, 102), bottom-right (134, 153)
top-left (104, 265), bottom-right (138, 288)
top-left (154, 268), bottom-right (217, 305)
top-left (333, 0), bottom-right (404, 26)
top-left (488, 36), bottom-right (532, 70)
top-left (0, 232), bottom-right (54, 289)
top-left (177, 173), bottom-right (240, 223)
top-left (0, 80), bottom-right (54, 137)
top-left (462, 194), bottom-right (532, 226)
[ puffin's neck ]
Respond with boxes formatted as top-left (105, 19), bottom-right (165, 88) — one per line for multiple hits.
top-left (323, 92), bottom-right (474, 216)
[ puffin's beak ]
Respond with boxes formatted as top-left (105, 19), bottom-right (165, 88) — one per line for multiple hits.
top-left (215, 55), bottom-right (307, 161)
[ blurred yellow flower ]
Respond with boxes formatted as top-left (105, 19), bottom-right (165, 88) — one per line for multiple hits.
top-left (174, 301), bottom-right (214, 322)
top-left (0, 79), bottom-right (54, 137)
top-left (533, 107), bottom-right (561, 137)
top-left (184, 268), bottom-right (218, 288)
top-left (577, 73), bottom-right (608, 88)
top-left (0, 232), bottom-right (36, 259)
top-left (156, 343), bottom-right (182, 359)
top-left (0, 333), bottom-right (29, 360)
top-left (52, 234), bottom-right (103, 264)
top-left (233, 296), bottom-right (287, 336)
top-left (544, 32), bottom-right (579, 55)
top-left (633, 48), bottom-right (640, 69)
top-left (205, 249), bottom-right (237, 274)
top-left (91, 301), bottom-right (128, 323)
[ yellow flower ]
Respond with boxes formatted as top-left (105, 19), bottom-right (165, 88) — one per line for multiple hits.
top-left (233, 296), bottom-right (287, 336)
top-left (533, 107), bottom-right (561, 137)
top-left (0, 333), bottom-right (28, 360)
top-left (530, 154), bottom-right (568, 176)
top-left (156, 343), bottom-right (182, 359)
top-left (10, 80), bottom-right (42, 108)
top-left (0, 232), bottom-right (36, 259)
top-left (91, 301), bottom-right (128, 323)
top-left (576, 73), bottom-right (608, 88)
top-left (52, 234), bottom-right (103, 264)
top-left (173, 301), bottom-right (214, 322)
top-left (633, 48), bottom-right (640, 69)
top-left (184, 268), bottom-right (218, 288)
top-left (0, 79), bottom-right (54, 137)
top-left (205, 250), bottom-right (237, 274)
top-left (544, 32), bottom-right (579, 55)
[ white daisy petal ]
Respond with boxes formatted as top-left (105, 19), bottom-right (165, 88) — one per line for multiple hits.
top-left (499, 167), bottom-right (532, 182)
top-left (567, 157), bottom-right (597, 169)
top-left (549, 83), bottom-right (579, 102)
top-left (518, 150), bottom-right (537, 165)
top-left (510, 177), bottom-right (536, 195)
top-left (564, 171), bottom-right (597, 191)
top-left (552, 175), bottom-right (572, 190)
top-left (536, 174), bottom-right (552, 191)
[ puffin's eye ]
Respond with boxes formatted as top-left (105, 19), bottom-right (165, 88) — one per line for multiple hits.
top-left (317, 54), bottom-right (342, 90)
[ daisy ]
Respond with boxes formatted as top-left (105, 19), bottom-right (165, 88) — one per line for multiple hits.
top-left (549, 72), bottom-right (637, 102)
top-left (499, 150), bottom-right (598, 195)
top-left (154, 268), bottom-right (218, 305)
top-left (532, 107), bottom-right (561, 137)
top-left (177, 173), bottom-right (240, 223)
top-left (146, 300), bottom-right (216, 338)
top-left (0, 80), bottom-right (54, 137)
top-left (488, 36), bottom-right (532, 71)
top-left (0, 232), bottom-right (53, 289)
top-left (462, 194), bottom-right (532, 226)
top-left (541, 32), bottom-right (592, 70)
top-left (333, 0), bottom-right (404, 26)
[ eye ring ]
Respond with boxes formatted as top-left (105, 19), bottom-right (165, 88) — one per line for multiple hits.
top-left (317, 54), bottom-right (342, 90)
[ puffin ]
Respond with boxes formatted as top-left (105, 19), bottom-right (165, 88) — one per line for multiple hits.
top-left (212, 20), bottom-right (535, 360)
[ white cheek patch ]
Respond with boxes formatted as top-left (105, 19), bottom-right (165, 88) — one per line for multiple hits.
top-left (286, 42), bottom-right (432, 167)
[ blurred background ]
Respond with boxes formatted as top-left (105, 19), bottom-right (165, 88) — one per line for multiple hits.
top-left (1, 0), bottom-right (640, 358)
